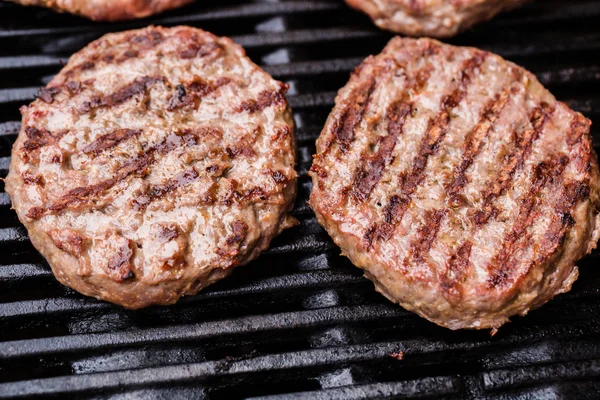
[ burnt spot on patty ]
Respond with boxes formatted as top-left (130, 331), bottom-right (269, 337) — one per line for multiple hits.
top-left (37, 87), bottom-right (61, 104)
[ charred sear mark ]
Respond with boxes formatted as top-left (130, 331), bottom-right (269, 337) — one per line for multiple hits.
top-left (130, 30), bottom-right (164, 48)
top-left (66, 81), bottom-right (81, 94)
top-left (21, 172), bottom-right (44, 185)
top-left (179, 41), bottom-right (223, 59)
top-left (132, 169), bottom-right (199, 211)
top-left (222, 185), bottom-right (269, 206)
top-left (154, 224), bottom-right (180, 242)
top-left (535, 181), bottom-right (589, 265)
top-left (474, 103), bottom-right (554, 225)
top-left (167, 77), bottom-right (230, 111)
top-left (26, 129), bottom-right (220, 220)
top-left (226, 220), bottom-right (248, 246)
top-left (441, 241), bottom-right (473, 299)
top-left (22, 126), bottom-right (67, 153)
top-left (104, 76), bottom-right (163, 107)
top-left (487, 154), bottom-right (569, 288)
top-left (78, 76), bottom-right (163, 113)
top-left (237, 83), bottom-right (288, 113)
top-left (366, 53), bottom-right (486, 247)
top-left (82, 129), bottom-right (142, 156)
top-left (270, 170), bottom-right (288, 184)
top-left (107, 239), bottom-right (135, 281)
top-left (447, 86), bottom-right (513, 205)
top-left (217, 220), bottom-right (249, 259)
top-left (332, 75), bottom-right (377, 153)
top-left (567, 113), bottom-right (591, 146)
top-left (48, 229), bottom-right (86, 257)
top-left (410, 209), bottom-right (447, 262)
top-left (351, 102), bottom-right (411, 202)
top-left (37, 87), bottom-right (60, 103)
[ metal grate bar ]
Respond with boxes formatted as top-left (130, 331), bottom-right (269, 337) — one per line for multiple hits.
top-left (250, 376), bottom-right (462, 399)
top-left (0, 305), bottom-right (402, 359)
top-left (0, 270), bottom-right (364, 318)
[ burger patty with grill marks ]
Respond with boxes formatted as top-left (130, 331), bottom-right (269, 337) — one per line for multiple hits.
top-left (309, 37), bottom-right (600, 330)
top-left (6, 0), bottom-right (194, 21)
top-left (345, 0), bottom-right (530, 38)
top-left (5, 26), bottom-right (298, 309)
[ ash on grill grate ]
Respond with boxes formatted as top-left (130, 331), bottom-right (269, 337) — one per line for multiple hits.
top-left (0, 0), bottom-right (600, 399)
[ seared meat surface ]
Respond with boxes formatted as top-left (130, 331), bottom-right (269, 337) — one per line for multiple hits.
top-left (6, 26), bottom-right (297, 308)
top-left (309, 37), bottom-right (600, 330)
top-left (345, 0), bottom-right (530, 38)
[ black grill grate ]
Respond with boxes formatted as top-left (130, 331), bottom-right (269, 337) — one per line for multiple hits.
top-left (1, 0), bottom-right (600, 398)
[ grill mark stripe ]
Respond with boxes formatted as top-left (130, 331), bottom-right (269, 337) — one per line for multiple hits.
top-left (441, 241), bottom-right (473, 299)
top-left (25, 130), bottom-right (214, 220)
top-left (167, 77), bottom-right (231, 111)
top-left (132, 168), bottom-right (200, 211)
top-left (78, 76), bottom-right (163, 113)
top-left (534, 181), bottom-right (588, 264)
top-left (351, 102), bottom-right (411, 202)
top-left (82, 129), bottom-right (142, 156)
top-left (487, 154), bottom-right (569, 288)
top-left (236, 82), bottom-right (288, 113)
top-left (331, 74), bottom-right (377, 153)
top-left (474, 103), bottom-right (555, 225)
top-left (447, 85), bottom-right (514, 205)
top-left (22, 126), bottom-right (67, 153)
top-left (409, 209), bottom-right (447, 262)
top-left (366, 52), bottom-right (487, 246)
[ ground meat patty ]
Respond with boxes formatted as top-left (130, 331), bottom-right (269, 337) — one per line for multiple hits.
top-left (309, 37), bottom-right (600, 330)
top-left (345, 0), bottom-right (529, 38)
top-left (6, 0), bottom-right (194, 21)
top-left (5, 26), bottom-right (297, 309)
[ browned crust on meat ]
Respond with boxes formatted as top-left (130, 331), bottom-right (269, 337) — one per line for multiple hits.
top-left (6, 26), bottom-right (297, 309)
top-left (310, 37), bottom-right (600, 331)
top-left (7, 0), bottom-right (195, 21)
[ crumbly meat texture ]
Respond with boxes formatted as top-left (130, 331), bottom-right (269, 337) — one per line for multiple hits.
top-left (5, 26), bottom-right (297, 309)
top-left (309, 37), bottom-right (600, 330)
top-left (6, 0), bottom-right (194, 21)
top-left (345, 0), bottom-right (530, 38)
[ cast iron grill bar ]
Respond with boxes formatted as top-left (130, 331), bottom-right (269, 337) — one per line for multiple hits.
top-left (0, 0), bottom-right (599, 398)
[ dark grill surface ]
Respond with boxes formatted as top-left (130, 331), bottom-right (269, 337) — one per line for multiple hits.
top-left (1, 0), bottom-right (600, 398)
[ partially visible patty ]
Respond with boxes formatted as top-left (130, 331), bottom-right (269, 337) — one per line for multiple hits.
top-left (6, 0), bottom-right (194, 21)
top-left (5, 26), bottom-right (297, 308)
top-left (345, 0), bottom-right (529, 38)
top-left (309, 37), bottom-right (600, 330)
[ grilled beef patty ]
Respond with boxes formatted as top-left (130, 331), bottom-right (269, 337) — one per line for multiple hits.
top-left (309, 37), bottom-right (600, 330)
top-left (5, 26), bottom-right (297, 308)
top-left (6, 0), bottom-right (194, 21)
top-left (345, 0), bottom-right (529, 38)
